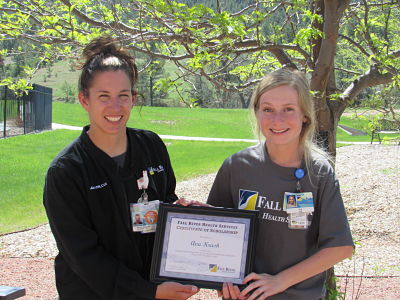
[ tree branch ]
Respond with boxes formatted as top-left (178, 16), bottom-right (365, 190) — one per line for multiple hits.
top-left (334, 67), bottom-right (362, 76)
top-left (339, 34), bottom-right (371, 58)
top-left (268, 48), bottom-right (297, 69)
top-left (59, 0), bottom-right (140, 34)
top-left (0, 7), bottom-right (42, 25)
top-left (389, 49), bottom-right (400, 58)
top-left (342, 65), bottom-right (394, 101)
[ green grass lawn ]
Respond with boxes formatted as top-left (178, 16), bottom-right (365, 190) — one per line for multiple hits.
top-left (165, 140), bottom-right (252, 182)
top-left (53, 101), bottom-right (400, 142)
top-left (53, 102), bottom-right (255, 139)
top-left (0, 130), bottom-right (80, 234)
top-left (338, 115), bottom-right (400, 142)
top-left (339, 115), bottom-right (371, 131)
top-left (167, 140), bottom-right (251, 181)
top-left (0, 129), bottom-right (251, 234)
top-left (2, 104), bottom-right (397, 235)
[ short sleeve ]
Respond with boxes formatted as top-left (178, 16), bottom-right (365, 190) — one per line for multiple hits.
top-left (207, 157), bottom-right (235, 209)
top-left (316, 165), bottom-right (354, 249)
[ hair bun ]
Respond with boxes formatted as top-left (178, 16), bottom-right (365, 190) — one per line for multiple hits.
top-left (82, 35), bottom-right (120, 60)
top-left (78, 35), bottom-right (138, 95)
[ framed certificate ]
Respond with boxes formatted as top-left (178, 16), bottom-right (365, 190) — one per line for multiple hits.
top-left (150, 203), bottom-right (258, 289)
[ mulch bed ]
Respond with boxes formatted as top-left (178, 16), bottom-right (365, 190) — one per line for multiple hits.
top-left (1, 257), bottom-right (399, 300)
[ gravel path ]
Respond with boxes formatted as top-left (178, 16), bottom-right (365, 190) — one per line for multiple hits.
top-left (0, 144), bottom-right (399, 299)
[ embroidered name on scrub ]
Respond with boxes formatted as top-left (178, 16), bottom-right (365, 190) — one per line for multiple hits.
top-left (90, 182), bottom-right (108, 190)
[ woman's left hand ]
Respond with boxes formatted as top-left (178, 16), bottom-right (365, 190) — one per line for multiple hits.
top-left (240, 272), bottom-right (288, 300)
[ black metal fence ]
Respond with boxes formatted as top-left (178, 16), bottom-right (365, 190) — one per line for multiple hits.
top-left (0, 84), bottom-right (52, 138)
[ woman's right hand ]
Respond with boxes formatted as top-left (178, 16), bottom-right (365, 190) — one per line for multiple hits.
top-left (218, 282), bottom-right (242, 299)
top-left (174, 197), bottom-right (212, 207)
top-left (155, 281), bottom-right (199, 299)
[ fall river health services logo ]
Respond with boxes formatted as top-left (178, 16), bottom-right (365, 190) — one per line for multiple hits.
top-left (239, 189), bottom-right (258, 210)
top-left (209, 264), bottom-right (218, 272)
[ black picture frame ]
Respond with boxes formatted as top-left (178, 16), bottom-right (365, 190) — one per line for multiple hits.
top-left (0, 286), bottom-right (26, 300)
top-left (150, 203), bottom-right (258, 290)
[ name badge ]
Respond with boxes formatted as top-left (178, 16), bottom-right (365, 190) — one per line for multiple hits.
top-left (283, 192), bottom-right (314, 213)
top-left (131, 200), bottom-right (160, 233)
top-left (288, 212), bottom-right (308, 229)
top-left (283, 192), bottom-right (314, 230)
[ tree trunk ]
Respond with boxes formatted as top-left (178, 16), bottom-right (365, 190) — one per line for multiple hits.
top-left (238, 92), bottom-right (249, 108)
top-left (325, 267), bottom-right (337, 299)
top-left (150, 75), bottom-right (154, 106)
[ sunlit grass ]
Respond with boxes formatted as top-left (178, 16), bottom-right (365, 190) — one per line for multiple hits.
top-left (0, 130), bottom-right (251, 234)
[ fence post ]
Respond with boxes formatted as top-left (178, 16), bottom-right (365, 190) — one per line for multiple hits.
top-left (22, 93), bottom-right (26, 134)
top-left (3, 86), bottom-right (7, 138)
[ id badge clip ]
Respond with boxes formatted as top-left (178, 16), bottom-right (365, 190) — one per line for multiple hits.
top-left (137, 170), bottom-right (149, 203)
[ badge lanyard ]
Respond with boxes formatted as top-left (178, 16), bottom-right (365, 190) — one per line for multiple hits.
top-left (137, 170), bottom-right (149, 203)
top-left (295, 168), bottom-right (304, 193)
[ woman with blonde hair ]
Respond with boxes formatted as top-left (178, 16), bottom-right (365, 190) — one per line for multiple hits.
top-left (207, 68), bottom-right (353, 299)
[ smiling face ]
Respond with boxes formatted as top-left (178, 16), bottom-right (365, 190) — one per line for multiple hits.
top-left (78, 70), bottom-right (135, 138)
top-left (256, 85), bottom-right (306, 151)
top-left (135, 214), bottom-right (141, 223)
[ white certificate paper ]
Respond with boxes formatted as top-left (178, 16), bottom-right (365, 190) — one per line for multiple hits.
top-left (159, 213), bottom-right (249, 284)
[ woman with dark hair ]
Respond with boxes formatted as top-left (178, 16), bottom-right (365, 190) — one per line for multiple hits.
top-left (43, 36), bottom-right (198, 300)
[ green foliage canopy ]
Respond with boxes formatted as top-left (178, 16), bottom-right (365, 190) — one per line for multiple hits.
top-left (0, 1), bottom-right (398, 92)
top-left (0, 0), bottom-right (399, 151)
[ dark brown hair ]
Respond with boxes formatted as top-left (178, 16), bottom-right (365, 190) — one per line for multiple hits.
top-left (78, 35), bottom-right (138, 96)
